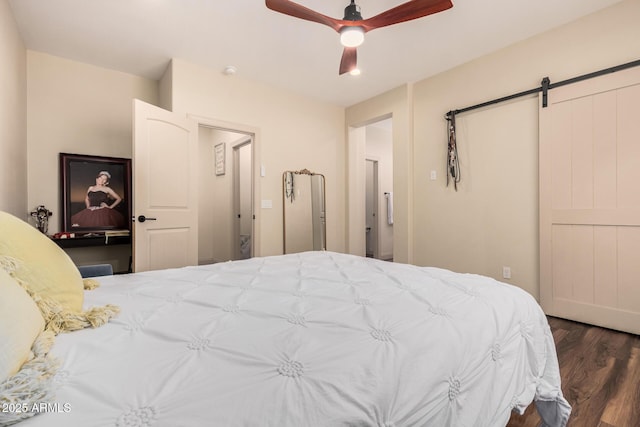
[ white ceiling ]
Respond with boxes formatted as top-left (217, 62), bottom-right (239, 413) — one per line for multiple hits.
top-left (8, 0), bottom-right (623, 107)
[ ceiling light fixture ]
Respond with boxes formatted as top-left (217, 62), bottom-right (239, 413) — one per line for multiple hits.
top-left (340, 0), bottom-right (364, 47)
top-left (340, 27), bottom-right (364, 47)
top-left (349, 68), bottom-right (361, 76)
top-left (223, 65), bottom-right (237, 76)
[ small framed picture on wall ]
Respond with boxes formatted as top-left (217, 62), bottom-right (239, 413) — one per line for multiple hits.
top-left (215, 142), bottom-right (225, 176)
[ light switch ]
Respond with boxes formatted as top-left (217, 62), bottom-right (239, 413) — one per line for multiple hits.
top-left (430, 170), bottom-right (437, 180)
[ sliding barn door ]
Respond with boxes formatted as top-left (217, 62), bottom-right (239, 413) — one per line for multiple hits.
top-left (540, 66), bottom-right (640, 334)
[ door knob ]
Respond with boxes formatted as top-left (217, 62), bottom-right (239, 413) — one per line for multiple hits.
top-left (137, 215), bottom-right (157, 223)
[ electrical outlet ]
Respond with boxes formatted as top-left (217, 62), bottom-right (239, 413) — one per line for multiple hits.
top-left (502, 266), bottom-right (511, 280)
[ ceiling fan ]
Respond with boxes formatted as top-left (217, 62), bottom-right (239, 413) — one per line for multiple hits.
top-left (265, 0), bottom-right (453, 75)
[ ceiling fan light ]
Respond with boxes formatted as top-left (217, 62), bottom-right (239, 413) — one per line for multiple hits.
top-left (349, 68), bottom-right (361, 76)
top-left (340, 26), bottom-right (364, 47)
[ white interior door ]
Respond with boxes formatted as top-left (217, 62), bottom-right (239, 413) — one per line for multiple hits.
top-left (233, 139), bottom-right (253, 260)
top-left (133, 99), bottom-right (198, 272)
top-left (539, 66), bottom-right (640, 334)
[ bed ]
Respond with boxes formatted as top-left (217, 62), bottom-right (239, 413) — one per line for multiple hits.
top-left (8, 250), bottom-right (570, 427)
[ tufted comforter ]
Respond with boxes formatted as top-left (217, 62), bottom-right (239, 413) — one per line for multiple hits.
top-left (22, 251), bottom-right (570, 426)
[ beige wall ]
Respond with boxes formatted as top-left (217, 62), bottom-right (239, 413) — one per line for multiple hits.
top-left (409, 0), bottom-right (640, 299)
top-left (0, 0), bottom-right (27, 217)
top-left (169, 59), bottom-right (346, 257)
top-left (26, 51), bottom-right (158, 270)
top-left (21, 52), bottom-right (345, 266)
top-left (344, 0), bottom-right (640, 299)
top-left (27, 52), bottom-right (159, 226)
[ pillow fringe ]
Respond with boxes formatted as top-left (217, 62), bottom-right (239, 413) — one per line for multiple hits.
top-left (30, 331), bottom-right (55, 358)
top-left (0, 332), bottom-right (60, 427)
top-left (83, 278), bottom-right (101, 290)
top-left (38, 296), bottom-right (120, 334)
top-left (54, 304), bottom-right (121, 332)
top-left (0, 257), bottom-right (120, 334)
top-left (0, 256), bottom-right (20, 276)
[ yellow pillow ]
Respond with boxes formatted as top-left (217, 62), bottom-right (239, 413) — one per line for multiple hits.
top-left (0, 210), bottom-right (84, 314)
top-left (0, 268), bottom-right (45, 382)
top-left (0, 211), bottom-right (120, 334)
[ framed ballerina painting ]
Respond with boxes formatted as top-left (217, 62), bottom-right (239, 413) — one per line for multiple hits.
top-left (60, 153), bottom-right (132, 233)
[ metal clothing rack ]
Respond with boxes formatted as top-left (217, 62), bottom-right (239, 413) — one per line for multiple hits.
top-left (445, 58), bottom-right (640, 119)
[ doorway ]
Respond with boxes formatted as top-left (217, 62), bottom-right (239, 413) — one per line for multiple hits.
top-left (365, 119), bottom-right (393, 261)
top-left (347, 116), bottom-right (394, 260)
top-left (198, 125), bottom-right (254, 264)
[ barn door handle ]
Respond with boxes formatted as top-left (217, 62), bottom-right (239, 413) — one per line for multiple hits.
top-left (137, 215), bottom-right (157, 223)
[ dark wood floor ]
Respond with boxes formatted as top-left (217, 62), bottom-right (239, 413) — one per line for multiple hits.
top-left (506, 316), bottom-right (640, 427)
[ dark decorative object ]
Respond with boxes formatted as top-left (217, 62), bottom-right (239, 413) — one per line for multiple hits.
top-left (30, 205), bottom-right (53, 234)
top-left (60, 153), bottom-right (132, 233)
top-left (446, 112), bottom-right (460, 191)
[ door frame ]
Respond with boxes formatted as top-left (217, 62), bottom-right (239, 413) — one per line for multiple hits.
top-left (365, 158), bottom-right (379, 259)
top-left (347, 113), bottom-right (401, 260)
top-left (188, 114), bottom-right (261, 258)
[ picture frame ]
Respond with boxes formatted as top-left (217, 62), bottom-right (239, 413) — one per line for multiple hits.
top-left (60, 153), bottom-right (132, 233)
top-left (214, 142), bottom-right (226, 176)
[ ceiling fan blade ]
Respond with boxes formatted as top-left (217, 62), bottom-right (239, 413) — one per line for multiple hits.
top-left (265, 0), bottom-right (342, 32)
top-left (339, 47), bottom-right (358, 75)
top-left (361, 0), bottom-right (453, 31)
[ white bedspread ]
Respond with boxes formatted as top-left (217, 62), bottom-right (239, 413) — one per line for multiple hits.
top-left (20, 251), bottom-right (570, 426)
